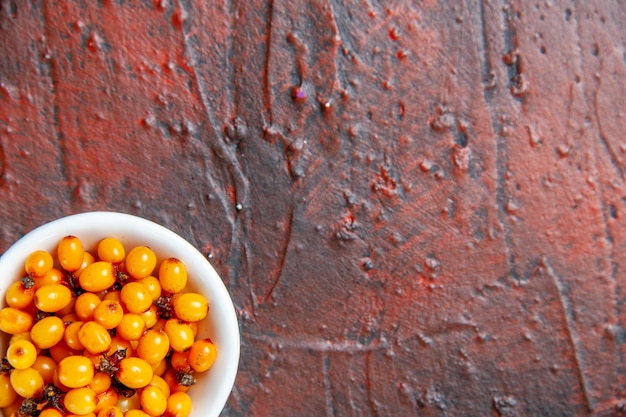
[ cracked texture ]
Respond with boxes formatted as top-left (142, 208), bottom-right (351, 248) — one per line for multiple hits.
top-left (1, 0), bottom-right (625, 415)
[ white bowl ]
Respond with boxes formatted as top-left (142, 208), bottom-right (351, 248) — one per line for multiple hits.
top-left (0, 211), bottom-right (240, 417)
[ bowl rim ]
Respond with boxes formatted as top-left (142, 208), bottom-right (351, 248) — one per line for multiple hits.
top-left (0, 210), bottom-right (240, 417)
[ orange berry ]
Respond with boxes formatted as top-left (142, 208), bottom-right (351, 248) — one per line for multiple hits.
top-left (34, 283), bottom-right (72, 312)
top-left (158, 258), bottom-right (187, 294)
top-left (79, 261), bottom-right (116, 292)
top-left (25, 250), bottom-right (54, 277)
top-left (116, 357), bottom-right (153, 389)
top-left (79, 321), bottom-right (112, 354)
top-left (0, 307), bottom-right (34, 334)
top-left (188, 338), bottom-right (217, 372)
top-left (125, 246), bottom-right (157, 279)
top-left (172, 293), bottom-right (208, 322)
top-left (97, 237), bottom-right (125, 264)
top-left (30, 315), bottom-right (65, 349)
top-left (58, 235), bottom-right (85, 272)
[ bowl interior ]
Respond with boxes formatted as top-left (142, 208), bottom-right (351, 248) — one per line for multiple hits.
top-left (0, 211), bottom-right (239, 417)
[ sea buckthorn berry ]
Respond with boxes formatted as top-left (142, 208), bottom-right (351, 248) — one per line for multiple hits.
top-left (79, 321), bottom-right (112, 354)
top-left (79, 261), bottom-right (116, 292)
top-left (9, 331), bottom-right (34, 346)
top-left (64, 320), bottom-right (86, 350)
top-left (58, 355), bottom-right (95, 388)
top-left (25, 250), bottom-right (54, 277)
top-left (187, 338), bottom-right (217, 372)
top-left (172, 292), bottom-right (208, 322)
top-left (120, 282), bottom-right (152, 314)
top-left (103, 290), bottom-right (122, 304)
top-left (98, 237), bottom-right (125, 264)
top-left (126, 246), bottom-right (157, 279)
top-left (30, 315), bottom-right (65, 349)
top-left (152, 358), bottom-right (167, 376)
top-left (76, 251), bottom-right (96, 277)
top-left (137, 276), bottom-right (161, 301)
top-left (136, 329), bottom-right (169, 365)
top-left (169, 350), bottom-right (189, 371)
top-left (0, 373), bottom-right (17, 408)
top-left (94, 299), bottom-right (124, 329)
top-left (34, 283), bottom-right (72, 312)
top-left (0, 307), bottom-right (34, 334)
top-left (140, 304), bottom-right (159, 329)
top-left (58, 235), bottom-right (85, 272)
top-left (31, 355), bottom-right (57, 384)
top-left (95, 387), bottom-right (119, 413)
top-left (52, 367), bottom-right (71, 393)
top-left (40, 408), bottom-right (64, 417)
top-left (163, 368), bottom-right (190, 393)
top-left (148, 375), bottom-right (171, 398)
top-left (116, 392), bottom-right (141, 413)
top-left (75, 292), bottom-right (102, 321)
top-left (5, 280), bottom-right (35, 309)
top-left (6, 339), bottom-right (37, 369)
top-left (140, 385), bottom-right (167, 416)
top-left (49, 339), bottom-right (81, 363)
top-left (116, 357), bottom-right (153, 389)
top-left (158, 258), bottom-right (187, 294)
top-left (108, 336), bottom-right (134, 357)
top-left (57, 295), bottom-right (78, 317)
top-left (88, 371), bottom-right (112, 394)
top-left (97, 405), bottom-right (124, 417)
top-left (64, 387), bottom-right (98, 415)
top-left (34, 267), bottom-right (65, 289)
top-left (10, 367), bottom-right (44, 398)
top-left (164, 319), bottom-right (194, 352)
top-left (166, 391), bottom-right (193, 417)
top-left (116, 313), bottom-right (146, 341)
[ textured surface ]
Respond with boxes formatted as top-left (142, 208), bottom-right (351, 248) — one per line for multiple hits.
top-left (1, 0), bottom-right (625, 415)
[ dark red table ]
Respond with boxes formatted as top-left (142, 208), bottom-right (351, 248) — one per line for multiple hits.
top-left (1, 1), bottom-right (625, 415)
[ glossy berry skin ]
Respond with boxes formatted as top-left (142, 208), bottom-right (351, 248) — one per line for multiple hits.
top-left (0, 373), bottom-right (17, 408)
top-left (140, 385), bottom-right (167, 416)
top-left (79, 261), bottom-right (116, 292)
top-left (10, 367), bottom-right (44, 398)
top-left (187, 338), bottom-right (217, 373)
top-left (125, 246), bottom-right (157, 279)
top-left (88, 371), bottom-right (112, 394)
top-left (31, 355), bottom-right (57, 384)
top-left (64, 387), bottom-right (98, 415)
top-left (164, 319), bottom-right (194, 352)
top-left (116, 357), bottom-right (153, 389)
top-left (172, 292), bottom-right (209, 322)
top-left (34, 283), bottom-right (73, 312)
top-left (166, 391), bottom-right (193, 417)
top-left (30, 315), bottom-right (65, 349)
top-left (25, 250), bottom-right (54, 277)
top-left (136, 329), bottom-right (170, 365)
top-left (158, 258), bottom-right (187, 294)
top-left (58, 355), bottom-right (95, 388)
top-left (97, 405), bottom-right (124, 417)
top-left (79, 321), bottom-right (112, 354)
top-left (5, 280), bottom-right (35, 309)
top-left (0, 307), bottom-right (34, 334)
top-left (137, 276), bottom-right (162, 301)
top-left (97, 237), bottom-right (125, 264)
top-left (93, 299), bottom-right (124, 329)
top-left (75, 292), bottom-right (102, 321)
top-left (6, 339), bottom-right (37, 369)
top-left (57, 235), bottom-right (85, 272)
top-left (116, 313), bottom-right (146, 341)
top-left (64, 320), bottom-right (86, 350)
top-left (120, 282), bottom-right (152, 314)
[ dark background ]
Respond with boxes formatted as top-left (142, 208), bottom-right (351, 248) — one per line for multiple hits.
top-left (1, 1), bottom-right (625, 415)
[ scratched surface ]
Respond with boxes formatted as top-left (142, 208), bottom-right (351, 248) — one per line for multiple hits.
top-left (1, 0), bottom-right (625, 416)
